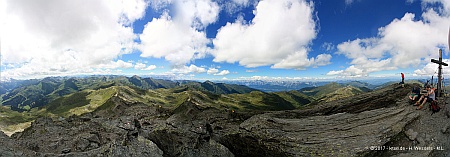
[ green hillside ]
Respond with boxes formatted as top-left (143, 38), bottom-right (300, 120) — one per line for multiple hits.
top-left (274, 90), bottom-right (312, 108)
top-left (298, 82), bottom-right (371, 103)
top-left (183, 80), bottom-right (259, 95)
top-left (299, 82), bottom-right (343, 98)
top-left (317, 85), bottom-right (366, 103)
top-left (0, 76), bottom-right (257, 112)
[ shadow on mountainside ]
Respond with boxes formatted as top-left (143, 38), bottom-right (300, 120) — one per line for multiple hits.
top-left (1, 83), bottom-right (449, 156)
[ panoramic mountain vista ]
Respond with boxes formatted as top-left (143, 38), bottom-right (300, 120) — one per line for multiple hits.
top-left (3, 0), bottom-right (450, 156)
top-left (0, 77), bottom-right (449, 156)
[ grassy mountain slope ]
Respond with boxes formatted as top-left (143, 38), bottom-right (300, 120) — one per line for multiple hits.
top-left (1, 76), bottom-right (255, 112)
top-left (298, 82), bottom-right (371, 103)
top-left (317, 85), bottom-right (366, 103)
top-left (273, 90), bottom-right (312, 108)
top-left (183, 80), bottom-right (259, 95)
top-left (299, 82), bottom-right (343, 98)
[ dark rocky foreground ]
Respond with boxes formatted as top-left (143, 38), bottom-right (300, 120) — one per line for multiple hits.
top-left (1, 83), bottom-right (450, 156)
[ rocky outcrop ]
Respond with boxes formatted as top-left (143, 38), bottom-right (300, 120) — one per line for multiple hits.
top-left (11, 113), bottom-right (163, 157)
top-left (2, 83), bottom-right (450, 156)
top-left (217, 84), bottom-right (450, 157)
top-left (223, 107), bottom-right (418, 156)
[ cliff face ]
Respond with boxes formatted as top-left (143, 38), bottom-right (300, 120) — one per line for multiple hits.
top-left (1, 83), bottom-right (450, 156)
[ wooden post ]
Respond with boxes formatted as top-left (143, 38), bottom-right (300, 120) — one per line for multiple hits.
top-left (438, 49), bottom-right (443, 97)
top-left (431, 49), bottom-right (448, 97)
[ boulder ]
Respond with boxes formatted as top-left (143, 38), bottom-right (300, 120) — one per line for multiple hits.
top-left (405, 129), bottom-right (418, 141)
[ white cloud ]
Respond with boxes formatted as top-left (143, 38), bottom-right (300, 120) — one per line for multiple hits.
top-left (175, 0), bottom-right (220, 29)
top-left (414, 59), bottom-right (450, 76)
top-left (135, 63), bottom-right (157, 70)
top-left (328, 65), bottom-right (365, 77)
top-left (100, 60), bottom-right (134, 69)
top-left (135, 63), bottom-right (145, 69)
top-left (149, 0), bottom-right (173, 11)
top-left (321, 42), bottom-right (335, 51)
top-left (220, 0), bottom-right (256, 14)
top-left (232, 0), bottom-right (250, 6)
top-left (326, 70), bottom-right (344, 76)
top-left (120, 0), bottom-right (149, 25)
top-left (333, 1), bottom-right (450, 77)
top-left (315, 54), bottom-right (333, 66)
top-left (138, 0), bottom-right (219, 66)
top-left (214, 70), bottom-right (230, 76)
top-left (213, 0), bottom-right (329, 70)
top-left (207, 68), bottom-right (220, 74)
top-left (206, 67), bottom-right (230, 75)
top-left (143, 65), bottom-right (157, 70)
top-left (1, 0), bottom-right (146, 80)
top-left (171, 65), bottom-right (207, 74)
top-left (271, 50), bottom-right (332, 70)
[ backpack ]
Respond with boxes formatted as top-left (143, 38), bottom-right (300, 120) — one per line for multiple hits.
top-left (430, 100), bottom-right (441, 114)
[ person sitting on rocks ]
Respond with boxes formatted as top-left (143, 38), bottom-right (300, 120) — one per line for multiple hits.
top-left (409, 86), bottom-right (421, 102)
top-left (416, 85), bottom-right (435, 110)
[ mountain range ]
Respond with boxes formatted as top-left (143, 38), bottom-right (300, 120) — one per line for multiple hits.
top-left (0, 75), bottom-right (382, 141)
top-left (1, 76), bottom-right (381, 113)
top-left (0, 77), bottom-right (449, 156)
top-left (0, 76), bottom-right (258, 111)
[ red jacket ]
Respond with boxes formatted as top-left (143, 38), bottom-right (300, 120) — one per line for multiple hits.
top-left (401, 73), bottom-right (404, 78)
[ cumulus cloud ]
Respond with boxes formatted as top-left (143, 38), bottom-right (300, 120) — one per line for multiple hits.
top-left (135, 63), bottom-right (147, 70)
top-left (207, 68), bottom-right (220, 75)
top-left (138, 0), bottom-right (219, 66)
top-left (331, 0), bottom-right (450, 77)
top-left (135, 63), bottom-right (157, 70)
top-left (206, 67), bottom-right (230, 75)
top-left (99, 60), bottom-right (134, 69)
top-left (171, 65), bottom-right (207, 74)
top-left (214, 70), bottom-right (230, 76)
top-left (143, 65), bottom-right (157, 71)
top-left (271, 50), bottom-right (332, 70)
top-left (212, 0), bottom-right (330, 69)
top-left (414, 59), bottom-right (450, 76)
top-left (326, 70), bottom-right (344, 76)
top-left (1, 0), bottom-right (146, 80)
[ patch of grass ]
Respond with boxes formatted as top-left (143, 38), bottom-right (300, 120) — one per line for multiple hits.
top-left (274, 91), bottom-right (312, 108)
top-left (0, 106), bottom-right (36, 126)
top-left (1, 121), bottom-right (32, 136)
top-left (93, 97), bottom-right (116, 114)
top-left (45, 91), bottom-right (90, 115)
top-left (68, 87), bottom-right (118, 116)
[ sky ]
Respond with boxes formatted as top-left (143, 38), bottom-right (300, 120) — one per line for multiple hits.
top-left (2, 0), bottom-right (450, 81)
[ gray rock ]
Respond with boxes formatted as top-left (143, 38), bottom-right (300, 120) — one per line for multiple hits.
top-left (231, 107), bottom-right (419, 156)
top-left (442, 124), bottom-right (450, 134)
top-left (417, 137), bottom-right (426, 146)
top-left (62, 148), bottom-right (71, 154)
top-left (76, 138), bottom-right (90, 151)
top-left (405, 128), bottom-right (418, 141)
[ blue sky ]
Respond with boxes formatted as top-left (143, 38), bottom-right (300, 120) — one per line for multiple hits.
top-left (2, 0), bottom-right (450, 81)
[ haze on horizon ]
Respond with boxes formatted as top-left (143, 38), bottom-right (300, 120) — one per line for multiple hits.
top-left (2, 0), bottom-right (450, 81)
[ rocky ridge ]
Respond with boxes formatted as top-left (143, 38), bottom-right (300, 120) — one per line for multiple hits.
top-left (1, 83), bottom-right (449, 156)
